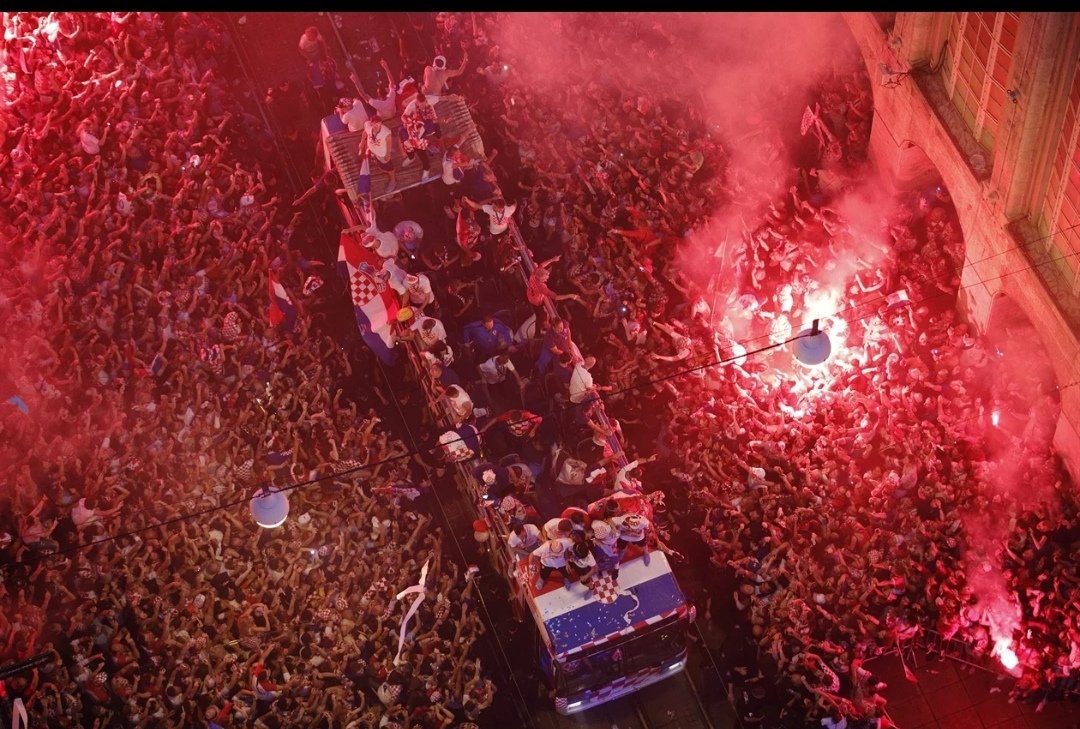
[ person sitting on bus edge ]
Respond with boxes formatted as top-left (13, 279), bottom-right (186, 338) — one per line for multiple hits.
top-left (410, 315), bottom-right (447, 353)
top-left (532, 537), bottom-right (574, 591)
top-left (613, 454), bottom-right (659, 493)
top-left (508, 522), bottom-right (541, 559)
top-left (461, 194), bottom-right (517, 239)
top-left (336, 95), bottom-right (369, 132)
top-left (401, 273), bottom-right (435, 314)
top-left (567, 541), bottom-right (598, 585)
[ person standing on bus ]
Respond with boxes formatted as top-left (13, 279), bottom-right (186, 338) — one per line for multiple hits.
top-left (532, 538), bottom-right (573, 591)
top-left (400, 90), bottom-right (440, 174)
top-left (423, 52), bottom-right (469, 97)
top-left (359, 115), bottom-right (397, 193)
top-left (589, 519), bottom-right (621, 577)
top-left (611, 513), bottom-right (652, 565)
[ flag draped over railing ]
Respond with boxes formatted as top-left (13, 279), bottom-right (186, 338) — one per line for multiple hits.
top-left (337, 230), bottom-right (401, 364)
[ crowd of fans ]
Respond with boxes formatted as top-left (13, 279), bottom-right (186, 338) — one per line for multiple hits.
top-left (394, 11), bottom-right (1080, 727)
top-left (0, 12), bottom-right (494, 729)
top-left (2, 10), bottom-right (1079, 729)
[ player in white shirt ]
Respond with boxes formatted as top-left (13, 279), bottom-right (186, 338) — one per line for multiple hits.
top-left (336, 96), bottom-right (369, 132)
top-left (401, 273), bottom-right (435, 312)
top-left (542, 517), bottom-right (574, 541)
top-left (508, 522), bottom-right (542, 558)
top-left (531, 538), bottom-right (574, 590)
top-left (566, 541), bottom-right (598, 584)
top-left (352, 58), bottom-right (398, 121)
top-left (359, 115), bottom-right (396, 192)
top-left (462, 196), bottom-right (517, 237)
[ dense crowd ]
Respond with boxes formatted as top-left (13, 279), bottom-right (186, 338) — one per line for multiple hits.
top-left (2, 10), bottom-right (1079, 729)
top-left (405, 11), bottom-right (1080, 727)
top-left (0, 12), bottom-right (493, 729)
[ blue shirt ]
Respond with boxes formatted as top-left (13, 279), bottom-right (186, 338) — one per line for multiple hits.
top-left (462, 319), bottom-right (513, 358)
top-left (438, 364), bottom-right (464, 389)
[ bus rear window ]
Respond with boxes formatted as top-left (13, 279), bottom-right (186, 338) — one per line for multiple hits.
top-left (556, 618), bottom-right (686, 695)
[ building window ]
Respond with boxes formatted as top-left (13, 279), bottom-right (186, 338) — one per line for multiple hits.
top-left (1037, 61), bottom-right (1080, 293)
top-left (942, 12), bottom-right (1019, 154)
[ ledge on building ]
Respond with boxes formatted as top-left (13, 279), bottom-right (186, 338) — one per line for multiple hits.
top-left (913, 72), bottom-right (993, 184)
top-left (1007, 218), bottom-right (1080, 335)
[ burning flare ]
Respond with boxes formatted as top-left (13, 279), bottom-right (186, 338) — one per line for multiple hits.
top-left (993, 637), bottom-right (1019, 672)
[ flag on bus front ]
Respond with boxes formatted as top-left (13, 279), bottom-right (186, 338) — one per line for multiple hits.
top-left (337, 230), bottom-right (399, 364)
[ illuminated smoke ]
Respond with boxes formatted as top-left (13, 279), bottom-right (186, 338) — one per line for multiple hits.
top-left (993, 637), bottom-right (1019, 673)
top-left (963, 514), bottom-right (1023, 671)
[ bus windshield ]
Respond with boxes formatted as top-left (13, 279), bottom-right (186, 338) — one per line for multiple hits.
top-left (555, 617), bottom-right (686, 695)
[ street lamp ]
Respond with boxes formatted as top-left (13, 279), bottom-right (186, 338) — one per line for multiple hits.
top-left (250, 486), bottom-right (290, 529)
top-left (793, 319), bottom-right (832, 367)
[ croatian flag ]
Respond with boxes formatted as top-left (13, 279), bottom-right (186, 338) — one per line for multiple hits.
top-left (268, 272), bottom-right (297, 332)
top-left (356, 153), bottom-right (372, 197)
top-left (338, 231), bottom-right (399, 364)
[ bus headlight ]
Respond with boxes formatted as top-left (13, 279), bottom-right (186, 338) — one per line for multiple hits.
top-left (567, 700), bottom-right (584, 709)
top-left (666, 658), bottom-right (686, 673)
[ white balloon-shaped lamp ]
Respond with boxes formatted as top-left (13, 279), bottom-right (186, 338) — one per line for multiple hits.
top-left (793, 319), bottom-right (832, 367)
top-left (250, 487), bottom-right (290, 529)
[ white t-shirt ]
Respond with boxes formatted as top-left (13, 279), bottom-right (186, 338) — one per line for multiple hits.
top-left (365, 227), bottom-right (398, 259)
top-left (568, 548), bottom-right (596, 570)
top-left (341, 100), bottom-right (369, 132)
top-left (363, 121), bottom-right (392, 162)
top-left (445, 386), bottom-right (473, 423)
top-left (508, 524), bottom-right (541, 552)
top-left (413, 317), bottom-right (447, 349)
top-left (610, 514), bottom-right (650, 542)
top-left (542, 517), bottom-right (569, 541)
top-left (821, 718), bottom-right (848, 729)
top-left (569, 364), bottom-right (595, 404)
top-left (480, 202), bottom-right (516, 235)
top-left (532, 538), bottom-right (572, 568)
top-left (367, 87), bottom-right (397, 121)
top-left (405, 275), bottom-right (435, 307)
top-left (477, 355), bottom-right (515, 385)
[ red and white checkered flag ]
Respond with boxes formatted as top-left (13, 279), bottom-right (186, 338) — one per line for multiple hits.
top-left (586, 570), bottom-right (620, 604)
